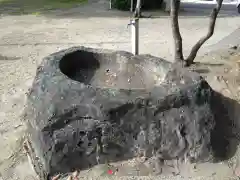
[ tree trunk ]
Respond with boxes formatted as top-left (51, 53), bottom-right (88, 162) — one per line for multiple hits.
top-left (171, 0), bottom-right (184, 62)
top-left (185, 0), bottom-right (223, 66)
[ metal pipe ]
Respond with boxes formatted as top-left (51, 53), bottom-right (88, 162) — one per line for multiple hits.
top-left (130, 18), bottom-right (139, 55)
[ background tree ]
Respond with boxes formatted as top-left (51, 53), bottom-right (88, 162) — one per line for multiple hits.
top-left (171, 0), bottom-right (224, 66)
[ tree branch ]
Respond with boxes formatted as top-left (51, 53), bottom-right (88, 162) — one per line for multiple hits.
top-left (185, 0), bottom-right (223, 66)
top-left (171, 0), bottom-right (184, 62)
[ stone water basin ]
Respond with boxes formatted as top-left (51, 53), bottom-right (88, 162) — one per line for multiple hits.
top-left (23, 47), bottom-right (221, 179)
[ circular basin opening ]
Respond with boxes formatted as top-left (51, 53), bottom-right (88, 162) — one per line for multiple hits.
top-left (60, 50), bottom-right (169, 89)
top-left (59, 50), bottom-right (100, 85)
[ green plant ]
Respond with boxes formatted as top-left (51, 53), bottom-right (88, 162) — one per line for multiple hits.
top-left (112, 0), bottom-right (163, 11)
top-left (112, 0), bottom-right (132, 11)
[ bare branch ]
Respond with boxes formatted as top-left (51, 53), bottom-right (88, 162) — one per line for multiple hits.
top-left (171, 0), bottom-right (184, 62)
top-left (185, 0), bottom-right (223, 66)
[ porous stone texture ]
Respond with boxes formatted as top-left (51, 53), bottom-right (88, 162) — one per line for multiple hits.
top-left (23, 46), bottom-right (216, 179)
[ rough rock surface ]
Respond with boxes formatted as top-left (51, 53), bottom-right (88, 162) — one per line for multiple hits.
top-left (23, 46), bottom-right (216, 179)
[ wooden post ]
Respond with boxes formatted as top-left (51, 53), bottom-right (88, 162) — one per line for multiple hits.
top-left (130, 18), bottom-right (139, 55)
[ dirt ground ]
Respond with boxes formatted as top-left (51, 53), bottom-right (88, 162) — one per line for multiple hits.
top-left (0, 0), bottom-right (240, 179)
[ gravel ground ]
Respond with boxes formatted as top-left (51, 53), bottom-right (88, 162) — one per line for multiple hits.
top-left (0, 0), bottom-right (240, 179)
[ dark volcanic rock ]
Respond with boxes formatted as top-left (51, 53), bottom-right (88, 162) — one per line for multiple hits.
top-left (24, 46), bottom-right (216, 179)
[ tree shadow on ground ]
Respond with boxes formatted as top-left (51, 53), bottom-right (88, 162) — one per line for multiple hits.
top-left (0, 54), bottom-right (20, 61)
top-left (189, 62), bottom-right (225, 74)
top-left (189, 46), bottom-right (240, 75)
